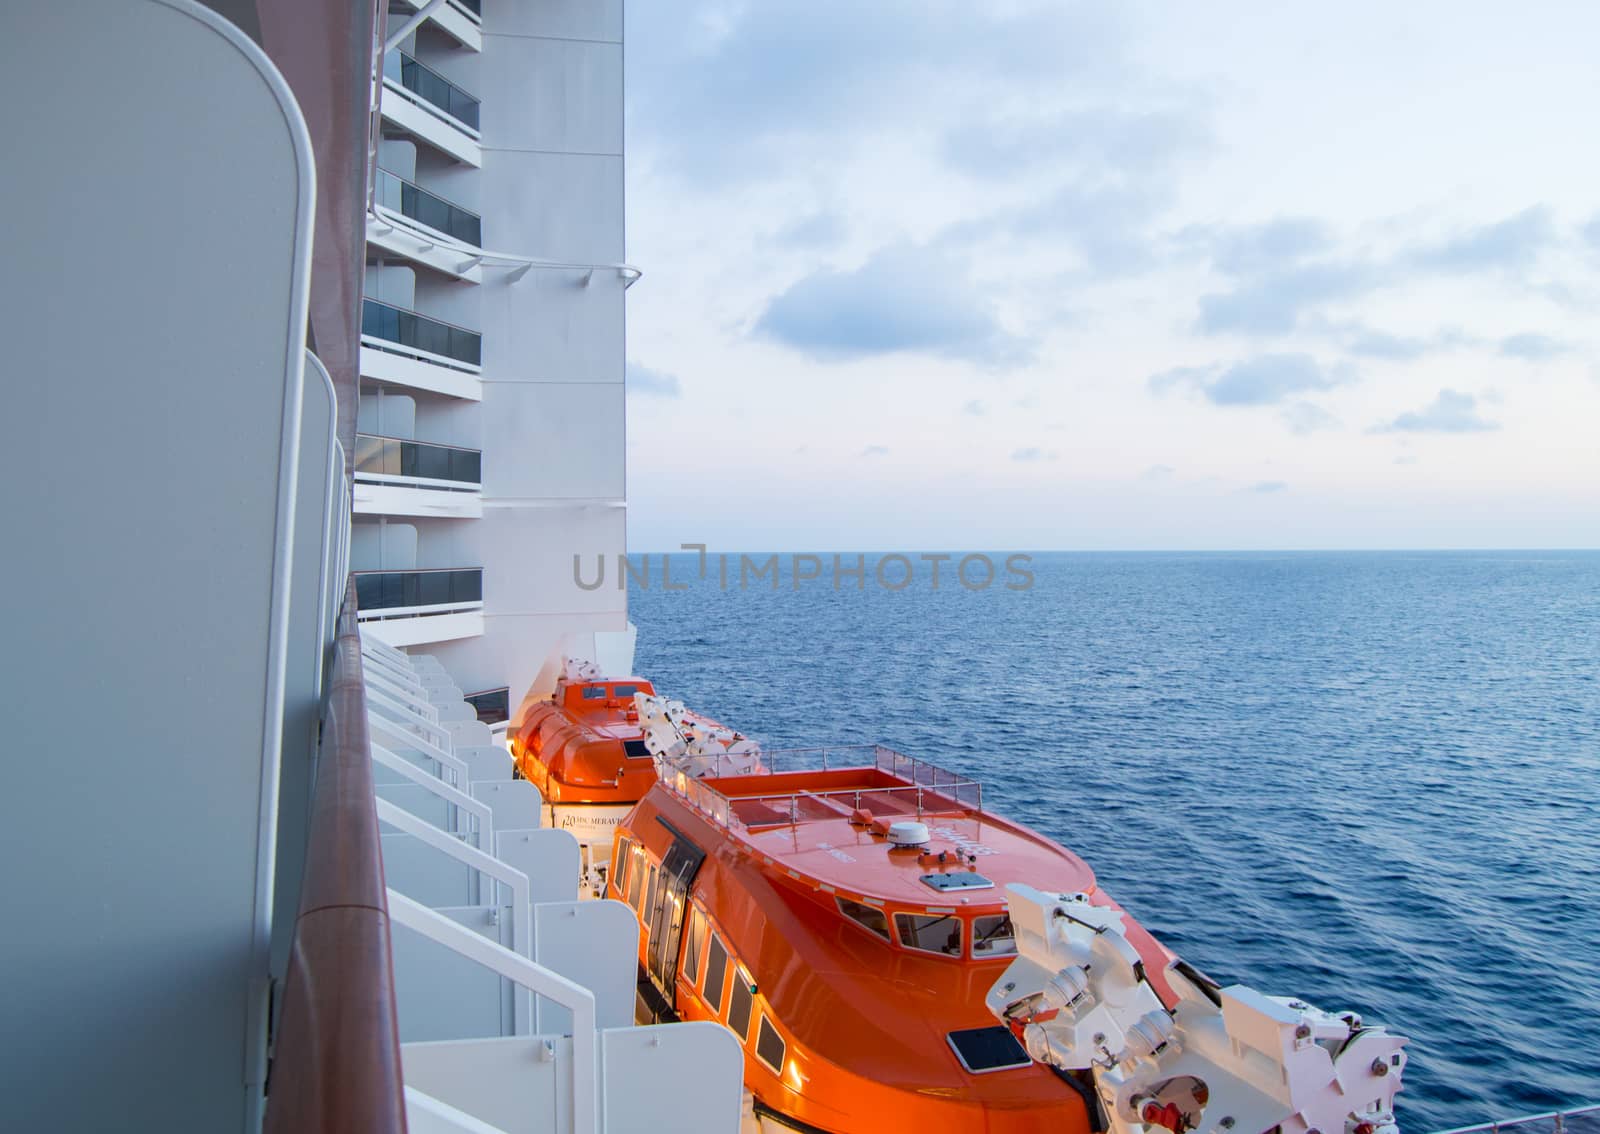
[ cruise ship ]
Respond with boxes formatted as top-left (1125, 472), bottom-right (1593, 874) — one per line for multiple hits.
top-left (4, 3), bottom-right (1597, 1134)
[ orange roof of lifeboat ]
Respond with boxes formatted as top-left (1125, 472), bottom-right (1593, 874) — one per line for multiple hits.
top-left (510, 676), bottom-right (660, 804)
top-left (510, 676), bottom-right (737, 806)
top-left (608, 745), bottom-right (1178, 1134)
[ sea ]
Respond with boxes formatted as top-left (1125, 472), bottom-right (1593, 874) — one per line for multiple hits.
top-left (628, 549), bottom-right (1600, 1133)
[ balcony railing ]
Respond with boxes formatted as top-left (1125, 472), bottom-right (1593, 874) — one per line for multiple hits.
top-left (463, 686), bottom-right (510, 725)
top-left (361, 298), bottom-right (481, 366)
top-left (355, 433), bottom-right (481, 486)
top-left (374, 167), bottom-right (481, 246)
top-left (383, 49), bottom-right (479, 131)
top-left (354, 568), bottom-right (483, 613)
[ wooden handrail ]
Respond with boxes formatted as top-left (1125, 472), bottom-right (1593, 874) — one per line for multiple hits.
top-left (264, 581), bottom-right (407, 1133)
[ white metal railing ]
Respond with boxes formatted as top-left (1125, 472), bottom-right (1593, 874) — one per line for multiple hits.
top-left (387, 889), bottom-right (598, 1134)
top-left (657, 744), bottom-right (983, 831)
top-left (369, 712), bottom-right (471, 787)
top-left (357, 599), bottom-right (484, 622)
top-left (360, 331), bottom-right (484, 376)
top-left (379, 64), bottom-right (482, 141)
top-left (375, 796), bottom-right (527, 943)
top-left (368, 694), bottom-right (453, 748)
top-left (372, 743), bottom-right (490, 846)
top-left (355, 469), bottom-right (483, 494)
top-left (1433, 1106), bottom-right (1600, 1134)
top-left (383, 0), bottom-right (448, 53)
top-left (362, 647), bottom-right (431, 691)
top-left (377, 798), bottom-right (534, 1040)
top-left (368, 686), bottom-right (450, 740)
top-left (365, 663), bottom-right (435, 704)
top-left (369, 678), bottom-right (441, 721)
top-left (405, 1085), bottom-right (507, 1134)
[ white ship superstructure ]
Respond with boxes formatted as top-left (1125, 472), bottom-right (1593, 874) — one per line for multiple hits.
top-left (354, 0), bottom-right (635, 722)
top-left (2, 1), bottom-right (738, 1131)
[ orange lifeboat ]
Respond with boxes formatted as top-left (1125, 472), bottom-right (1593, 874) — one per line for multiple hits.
top-left (608, 745), bottom-right (1179, 1133)
top-left (510, 672), bottom-right (736, 890)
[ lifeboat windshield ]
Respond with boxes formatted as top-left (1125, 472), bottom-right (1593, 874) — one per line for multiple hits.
top-left (564, 678), bottom-right (655, 712)
top-left (970, 912), bottom-right (1016, 957)
top-left (895, 912), bottom-right (964, 956)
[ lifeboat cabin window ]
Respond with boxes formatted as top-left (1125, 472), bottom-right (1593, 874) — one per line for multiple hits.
top-left (755, 1015), bottom-right (785, 1074)
top-left (642, 863), bottom-right (659, 920)
top-left (728, 966), bottom-right (755, 1041)
top-left (683, 905), bottom-right (706, 987)
top-left (612, 683), bottom-right (639, 698)
top-left (970, 913), bottom-right (1017, 958)
top-left (836, 897), bottom-right (890, 940)
top-left (613, 836), bottom-right (634, 897)
top-left (895, 912), bottom-right (964, 957)
top-left (625, 849), bottom-right (645, 911)
top-left (581, 685), bottom-right (608, 699)
top-left (704, 933), bottom-right (731, 1012)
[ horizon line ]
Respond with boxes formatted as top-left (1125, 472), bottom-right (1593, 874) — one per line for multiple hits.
top-left (620, 545), bottom-right (1600, 555)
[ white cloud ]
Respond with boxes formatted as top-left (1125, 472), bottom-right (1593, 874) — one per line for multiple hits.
top-left (626, 360), bottom-right (682, 398)
top-left (1374, 390), bottom-right (1498, 434)
top-left (755, 242), bottom-right (1030, 365)
top-left (623, 2), bottom-right (1600, 549)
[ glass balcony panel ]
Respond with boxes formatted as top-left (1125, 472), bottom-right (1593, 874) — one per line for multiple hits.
top-left (355, 434), bottom-right (482, 485)
top-left (412, 443), bottom-right (448, 481)
top-left (353, 434), bottom-right (386, 475)
top-left (388, 50), bottom-right (480, 131)
top-left (417, 571), bottom-right (449, 606)
top-left (361, 299), bottom-right (480, 366)
top-left (374, 168), bottom-right (482, 246)
top-left (464, 687), bottom-right (509, 725)
top-left (354, 572), bottom-right (382, 610)
top-left (354, 569), bottom-right (484, 612)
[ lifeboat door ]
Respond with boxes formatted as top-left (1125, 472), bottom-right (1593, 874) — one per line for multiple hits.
top-left (645, 831), bottom-right (706, 1001)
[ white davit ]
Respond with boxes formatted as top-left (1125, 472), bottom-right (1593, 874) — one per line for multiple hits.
top-left (985, 884), bottom-right (1408, 1134)
top-left (634, 691), bottom-right (764, 777)
top-left (561, 655), bottom-right (604, 683)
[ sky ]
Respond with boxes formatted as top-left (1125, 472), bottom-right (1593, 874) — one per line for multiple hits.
top-left (619, 1), bottom-right (1600, 552)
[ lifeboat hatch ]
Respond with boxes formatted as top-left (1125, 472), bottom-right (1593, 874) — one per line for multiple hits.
top-left (946, 1025), bottom-right (1033, 1074)
top-left (644, 829), bottom-right (706, 1005)
top-left (920, 870), bottom-right (995, 892)
top-left (622, 738), bottom-right (651, 758)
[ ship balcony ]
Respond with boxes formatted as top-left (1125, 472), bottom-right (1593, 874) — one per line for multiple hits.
top-left (368, 167), bottom-right (484, 280)
top-left (352, 433), bottom-right (482, 519)
top-left (390, 0), bottom-right (482, 52)
top-left (381, 49), bottom-right (481, 166)
top-left (360, 297), bottom-right (482, 400)
top-left (355, 567), bottom-right (484, 647)
top-left (463, 686), bottom-right (510, 725)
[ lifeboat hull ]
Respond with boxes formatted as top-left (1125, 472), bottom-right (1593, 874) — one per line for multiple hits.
top-left (608, 753), bottom-right (1113, 1134)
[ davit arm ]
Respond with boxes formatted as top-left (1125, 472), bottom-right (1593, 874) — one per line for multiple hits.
top-left (985, 884), bottom-right (1407, 1134)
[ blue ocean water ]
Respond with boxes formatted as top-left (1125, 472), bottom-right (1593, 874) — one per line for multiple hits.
top-left (629, 550), bottom-right (1600, 1132)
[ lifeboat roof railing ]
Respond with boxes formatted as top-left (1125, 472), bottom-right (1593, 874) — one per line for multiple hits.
top-left (657, 743), bottom-right (984, 831)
